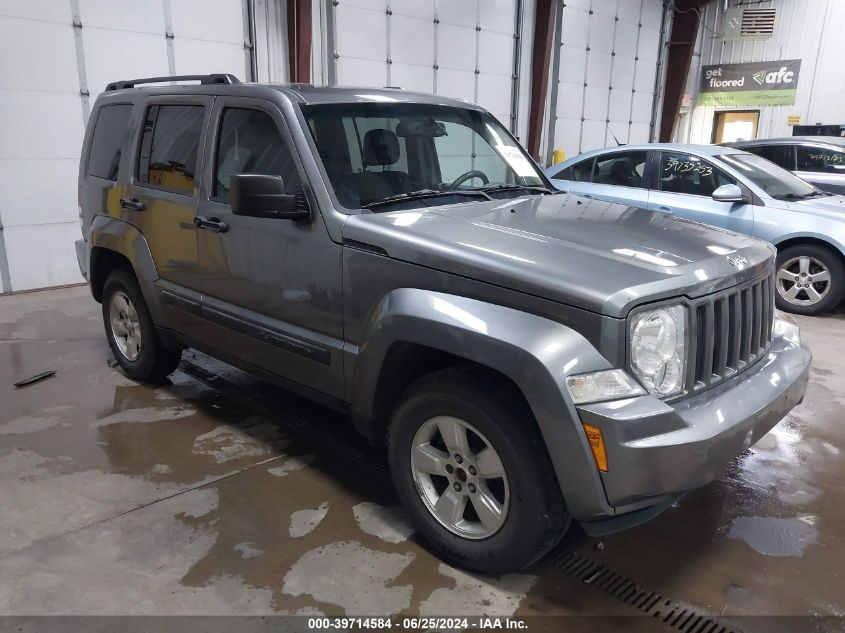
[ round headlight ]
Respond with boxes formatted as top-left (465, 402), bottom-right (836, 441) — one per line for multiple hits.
top-left (630, 305), bottom-right (687, 396)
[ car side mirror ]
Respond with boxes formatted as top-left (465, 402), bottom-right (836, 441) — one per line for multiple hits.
top-left (711, 184), bottom-right (744, 203)
top-left (230, 174), bottom-right (309, 221)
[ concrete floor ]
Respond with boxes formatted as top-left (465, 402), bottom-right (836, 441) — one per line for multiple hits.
top-left (1, 286), bottom-right (843, 629)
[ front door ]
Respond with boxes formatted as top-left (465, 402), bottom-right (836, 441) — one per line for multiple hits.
top-left (648, 151), bottom-right (755, 236)
top-left (192, 98), bottom-right (345, 399)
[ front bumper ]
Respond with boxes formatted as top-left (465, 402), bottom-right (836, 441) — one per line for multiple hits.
top-left (577, 334), bottom-right (811, 525)
top-left (75, 239), bottom-right (88, 280)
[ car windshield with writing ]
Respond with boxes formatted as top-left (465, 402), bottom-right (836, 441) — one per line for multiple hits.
top-left (721, 153), bottom-right (824, 200)
top-left (302, 103), bottom-right (547, 211)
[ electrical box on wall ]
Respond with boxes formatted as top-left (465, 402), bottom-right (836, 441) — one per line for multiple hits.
top-left (722, 7), bottom-right (777, 41)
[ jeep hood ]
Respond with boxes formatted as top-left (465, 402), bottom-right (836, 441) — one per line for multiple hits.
top-left (342, 194), bottom-right (774, 317)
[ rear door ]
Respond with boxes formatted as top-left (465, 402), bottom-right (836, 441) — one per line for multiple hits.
top-left (648, 150), bottom-right (755, 235)
top-left (124, 95), bottom-right (213, 328)
top-left (794, 143), bottom-right (845, 194)
top-left (550, 150), bottom-right (650, 209)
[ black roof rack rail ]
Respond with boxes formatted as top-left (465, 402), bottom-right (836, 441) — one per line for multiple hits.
top-left (105, 74), bottom-right (240, 92)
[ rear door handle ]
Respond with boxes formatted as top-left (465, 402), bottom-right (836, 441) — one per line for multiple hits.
top-left (658, 206), bottom-right (673, 213)
top-left (120, 197), bottom-right (145, 211)
top-left (194, 216), bottom-right (229, 233)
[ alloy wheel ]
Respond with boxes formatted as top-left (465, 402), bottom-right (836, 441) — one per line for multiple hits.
top-left (109, 290), bottom-right (142, 361)
top-left (410, 415), bottom-right (509, 539)
top-left (776, 255), bottom-right (831, 307)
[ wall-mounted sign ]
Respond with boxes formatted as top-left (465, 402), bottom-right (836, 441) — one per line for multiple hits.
top-left (787, 114), bottom-right (801, 126)
top-left (699, 59), bottom-right (802, 107)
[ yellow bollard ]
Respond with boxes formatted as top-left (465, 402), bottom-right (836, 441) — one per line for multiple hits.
top-left (552, 149), bottom-right (566, 165)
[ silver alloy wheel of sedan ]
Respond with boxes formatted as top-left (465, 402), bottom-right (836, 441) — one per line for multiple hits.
top-left (411, 415), bottom-right (509, 540)
top-left (776, 255), bottom-right (832, 307)
top-left (109, 290), bottom-right (142, 361)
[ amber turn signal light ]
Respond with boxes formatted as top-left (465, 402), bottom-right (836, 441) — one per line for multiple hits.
top-left (582, 423), bottom-right (608, 472)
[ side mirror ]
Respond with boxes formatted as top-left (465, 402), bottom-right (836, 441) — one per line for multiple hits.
top-left (230, 174), bottom-right (309, 221)
top-left (711, 183), bottom-right (745, 203)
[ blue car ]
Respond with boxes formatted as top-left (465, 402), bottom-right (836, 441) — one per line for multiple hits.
top-left (546, 143), bottom-right (845, 315)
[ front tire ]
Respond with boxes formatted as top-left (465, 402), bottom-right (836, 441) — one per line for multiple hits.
top-left (775, 244), bottom-right (845, 315)
top-left (388, 367), bottom-right (571, 574)
top-left (102, 268), bottom-right (182, 382)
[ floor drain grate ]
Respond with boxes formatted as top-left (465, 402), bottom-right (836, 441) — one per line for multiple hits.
top-left (551, 550), bottom-right (742, 633)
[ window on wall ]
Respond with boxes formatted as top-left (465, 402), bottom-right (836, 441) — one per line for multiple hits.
top-left (658, 152), bottom-right (735, 197)
top-left (214, 108), bottom-right (300, 202)
top-left (593, 151), bottom-right (648, 188)
top-left (796, 145), bottom-right (845, 173)
top-left (137, 104), bottom-right (204, 195)
top-left (88, 104), bottom-right (132, 180)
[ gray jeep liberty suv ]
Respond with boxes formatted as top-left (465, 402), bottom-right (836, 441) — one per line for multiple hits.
top-left (76, 74), bottom-right (811, 574)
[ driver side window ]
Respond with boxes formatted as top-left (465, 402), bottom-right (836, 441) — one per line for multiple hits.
top-left (658, 152), bottom-right (734, 197)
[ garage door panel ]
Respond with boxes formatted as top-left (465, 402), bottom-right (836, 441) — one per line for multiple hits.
top-left (479, 0), bottom-right (515, 35)
top-left (78, 0), bottom-right (165, 34)
top-left (631, 91), bottom-right (654, 124)
top-left (587, 13), bottom-right (615, 54)
top-left (0, 0), bottom-right (70, 22)
top-left (609, 120), bottom-right (630, 144)
top-left (559, 45), bottom-right (587, 84)
top-left (641, 0), bottom-right (664, 28)
top-left (174, 39), bottom-right (244, 77)
top-left (583, 86), bottom-right (608, 122)
top-left (391, 63), bottom-right (433, 93)
top-left (437, 0), bottom-right (477, 28)
top-left (611, 56), bottom-right (635, 92)
top-left (391, 14), bottom-right (434, 66)
top-left (169, 0), bottom-right (243, 43)
top-left (637, 27), bottom-right (660, 62)
top-left (0, 92), bottom-right (83, 160)
top-left (608, 90), bottom-right (632, 123)
top-left (556, 83), bottom-right (584, 119)
top-left (337, 57), bottom-right (387, 88)
top-left (0, 18), bottom-right (78, 92)
top-left (478, 30), bottom-right (512, 75)
top-left (629, 122), bottom-right (650, 144)
top-left (336, 4), bottom-right (386, 62)
top-left (586, 51), bottom-right (612, 88)
top-left (84, 29), bottom-right (170, 97)
top-left (436, 68), bottom-right (475, 102)
top-left (592, 0), bottom-right (618, 18)
top-left (553, 118), bottom-right (582, 152)
top-left (0, 159), bottom-right (79, 227)
top-left (5, 223), bottom-right (83, 291)
top-left (617, 0), bottom-right (642, 24)
top-left (437, 23), bottom-right (475, 71)
top-left (477, 73), bottom-right (512, 125)
top-left (614, 22), bottom-right (638, 58)
top-left (581, 120), bottom-right (607, 152)
top-left (634, 62), bottom-right (657, 93)
top-left (391, 0), bottom-right (433, 20)
top-left (561, 8), bottom-right (589, 49)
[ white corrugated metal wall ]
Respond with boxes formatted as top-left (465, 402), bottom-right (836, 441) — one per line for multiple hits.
top-left (0, 0), bottom-right (255, 293)
top-left (676, 0), bottom-right (845, 143)
top-left (546, 0), bottom-right (668, 162)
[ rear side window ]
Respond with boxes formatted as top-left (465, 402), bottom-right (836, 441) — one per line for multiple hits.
top-left (796, 145), bottom-right (845, 173)
top-left (593, 151), bottom-right (648, 188)
top-left (137, 104), bottom-right (204, 195)
top-left (572, 158), bottom-right (595, 182)
top-left (88, 104), bottom-right (132, 180)
top-left (214, 108), bottom-right (300, 202)
top-left (744, 144), bottom-right (792, 170)
top-left (550, 166), bottom-right (571, 180)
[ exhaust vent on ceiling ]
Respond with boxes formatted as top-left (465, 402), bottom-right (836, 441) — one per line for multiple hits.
top-left (741, 8), bottom-right (777, 36)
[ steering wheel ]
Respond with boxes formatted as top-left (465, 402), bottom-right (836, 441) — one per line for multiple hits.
top-left (446, 170), bottom-right (489, 190)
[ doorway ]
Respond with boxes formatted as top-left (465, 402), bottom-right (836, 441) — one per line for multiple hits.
top-left (712, 110), bottom-right (760, 143)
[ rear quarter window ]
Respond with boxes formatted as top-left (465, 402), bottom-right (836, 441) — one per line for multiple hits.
top-left (87, 104), bottom-right (132, 180)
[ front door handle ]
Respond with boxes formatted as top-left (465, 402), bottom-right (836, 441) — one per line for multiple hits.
top-left (194, 216), bottom-right (229, 233)
top-left (120, 197), bottom-right (145, 211)
top-left (658, 206), bottom-right (673, 213)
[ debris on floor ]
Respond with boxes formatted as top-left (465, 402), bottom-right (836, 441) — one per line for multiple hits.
top-left (13, 370), bottom-right (56, 388)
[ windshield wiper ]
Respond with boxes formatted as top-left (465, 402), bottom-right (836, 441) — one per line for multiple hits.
top-left (777, 192), bottom-right (825, 200)
top-left (363, 189), bottom-right (490, 210)
top-left (475, 184), bottom-right (556, 195)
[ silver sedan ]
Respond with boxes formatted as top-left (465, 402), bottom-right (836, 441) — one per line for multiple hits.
top-left (546, 143), bottom-right (845, 315)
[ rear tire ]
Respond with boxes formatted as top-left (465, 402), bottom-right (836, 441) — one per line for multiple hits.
top-left (102, 268), bottom-right (182, 382)
top-left (775, 244), bottom-right (845, 315)
top-left (388, 367), bottom-right (571, 574)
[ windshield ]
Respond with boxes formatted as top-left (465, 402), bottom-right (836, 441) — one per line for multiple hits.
top-left (302, 102), bottom-right (546, 210)
top-left (719, 153), bottom-right (822, 200)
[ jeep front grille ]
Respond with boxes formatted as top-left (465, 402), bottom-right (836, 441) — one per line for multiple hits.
top-left (688, 271), bottom-right (775, 393)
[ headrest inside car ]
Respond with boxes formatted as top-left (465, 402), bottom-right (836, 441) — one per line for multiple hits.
top-left (363, 129), bottom-right (400, 166)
